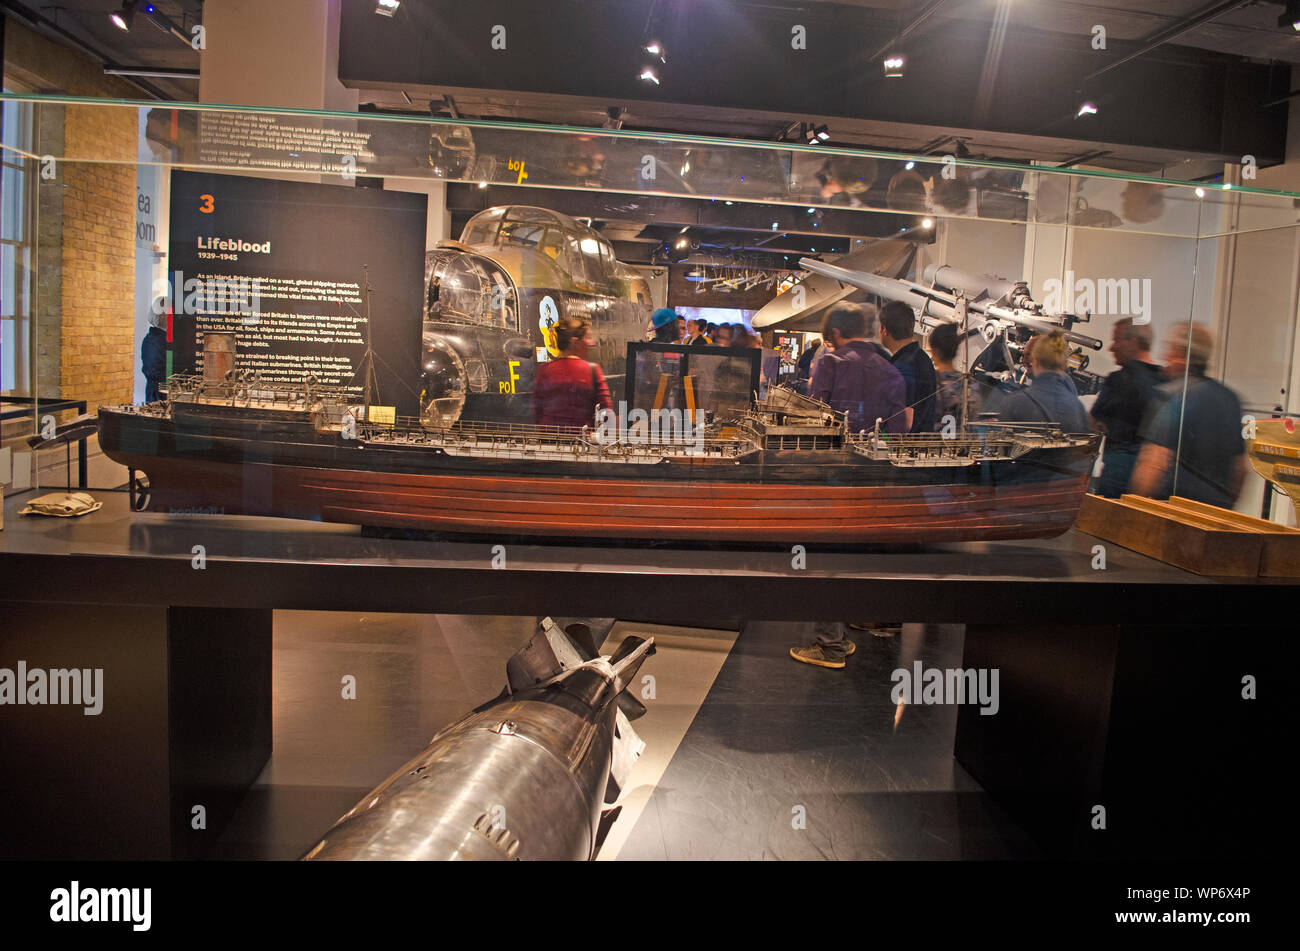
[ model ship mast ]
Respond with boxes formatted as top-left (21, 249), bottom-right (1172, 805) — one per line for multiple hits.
top-left (359, 265), bottom-right (380, 420)
top-left (955, 294), bottom-right (971, 433)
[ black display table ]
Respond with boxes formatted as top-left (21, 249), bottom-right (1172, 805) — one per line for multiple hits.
top-left (1, 489), bottom-right (1291, 859)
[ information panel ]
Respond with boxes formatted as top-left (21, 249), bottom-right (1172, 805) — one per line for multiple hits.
top-left (168, 170), bottom-right (427, 417)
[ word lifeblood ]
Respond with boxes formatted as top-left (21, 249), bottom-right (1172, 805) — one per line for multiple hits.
top-left (196, 236), bottom-right (271, 253)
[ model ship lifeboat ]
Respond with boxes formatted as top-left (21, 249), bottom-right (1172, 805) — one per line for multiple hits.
top-left (1247, 418), bottom-right (1300, 509)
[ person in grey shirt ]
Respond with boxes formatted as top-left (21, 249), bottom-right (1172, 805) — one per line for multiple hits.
top-left (984, 331), bottom-right (1089, 432)
top-left (1090, 318), bottom-right (1165, 497)
top-left (1131, 323), bottom-right (1245, 508)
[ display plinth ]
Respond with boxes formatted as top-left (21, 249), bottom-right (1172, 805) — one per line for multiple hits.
top-left (0, 599), bottom-right (270, 860)
top-left (1, 488), bottom-right (1294, 861)
top-left (956, 622), bottom-right (1274, 859)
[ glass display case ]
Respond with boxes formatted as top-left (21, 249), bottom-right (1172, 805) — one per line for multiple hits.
top-left (0, 93), bottom-right (1291, 868)
top-left (2, 93), bottom-right (1297, 543)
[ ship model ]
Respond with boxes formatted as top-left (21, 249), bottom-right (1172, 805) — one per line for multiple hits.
top-left (98, 369), bottom-right (1098, 544)
top-left (98, 250), bottom-right (1103, 544)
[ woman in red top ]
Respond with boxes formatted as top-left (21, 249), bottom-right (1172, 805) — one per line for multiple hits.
top-left (532, 315), bottom-right (614, 428)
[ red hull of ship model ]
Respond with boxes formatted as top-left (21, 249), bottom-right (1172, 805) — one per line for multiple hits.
top-left (126, 455), bottom-right (1090, 543)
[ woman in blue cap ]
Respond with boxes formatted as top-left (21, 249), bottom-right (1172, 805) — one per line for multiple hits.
top-left (649, 307), bottom-right (681, 343)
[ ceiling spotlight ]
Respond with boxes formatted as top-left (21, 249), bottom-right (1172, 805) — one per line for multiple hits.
top-left (921, 218), bottom-right (934, 229)
top-left (771, 222), bottom-right (779, 230)
top-left (639, 67), bottom-right (660, 85)
top-left (375, 0), bottom-right (400, 15)
top-left (110, 0), bottom-right (139, 31)
top-left (1076, 101), bottom-right (1098, 118)
top-left (1195, 187), bottom-right (1206, 198)
top-left (904, 161), bottom-right (915, 171)
top-left (477, 181), bottom-right (488, 189)
top-left (806, 207), bottom-right (817, 214)
top-left (883, 54), bottom-right (905, 79)
top-left (645, 41), bottom-right (666, 62)
top-left (804, 124), bottom-right (829, 143)
top-left (1278, 2), bottom-right (1300, 30)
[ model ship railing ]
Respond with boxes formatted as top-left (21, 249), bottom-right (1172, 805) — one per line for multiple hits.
top-left (149, 372), bottom-right (1089, 467)
top-left (166, 372), bottom-right (352, 409)
top-left (848, 424), bottom-right (1088, 466)
top-left (347, 414), bottom-right (757, 460)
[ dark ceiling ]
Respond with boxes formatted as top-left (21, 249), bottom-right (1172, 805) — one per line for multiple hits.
top-left (5, 0), bottom-right (1298, 261)
top-left (5, 0), bottom-right (1297, 173)
top-left (2, 0), bottom-right (201, 99)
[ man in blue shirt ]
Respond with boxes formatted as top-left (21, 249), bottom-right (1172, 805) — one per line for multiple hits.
top-left (1131, 323), bottom-right (1244, 508)
top-left (880, 301), bottom-right (938, 433)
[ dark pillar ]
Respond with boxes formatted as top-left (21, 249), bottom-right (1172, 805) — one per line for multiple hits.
top-left (955, 623), bottom-right (1273, 860)
top-left (0, 601), bottom-right (271, 859)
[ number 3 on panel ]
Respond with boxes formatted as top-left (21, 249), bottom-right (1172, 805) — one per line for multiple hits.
top-left (199, 194), bottom-right (215, 214)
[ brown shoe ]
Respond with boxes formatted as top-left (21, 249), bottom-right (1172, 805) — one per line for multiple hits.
top-left (790, 645), bottom-right (846, 669)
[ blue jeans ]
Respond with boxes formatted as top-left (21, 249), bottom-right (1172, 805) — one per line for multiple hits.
top-left (1094, 447), bottom-right (1138, 498)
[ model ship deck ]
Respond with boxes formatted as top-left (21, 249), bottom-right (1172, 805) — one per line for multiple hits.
top-left (98, 374), bottom-right (1099, 543)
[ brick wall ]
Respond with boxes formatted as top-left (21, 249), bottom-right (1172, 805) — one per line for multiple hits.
top-left (58, 106), bottom-right (137, 411)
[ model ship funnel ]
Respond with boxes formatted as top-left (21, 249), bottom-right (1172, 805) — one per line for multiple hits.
top-left (302, 618), bottom-right (655, 861)
top-left (202, 332), bottom-right (237, 382)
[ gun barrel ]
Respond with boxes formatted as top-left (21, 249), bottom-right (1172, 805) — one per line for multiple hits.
top-left (921, 264), bottom-right (1018, 304)
top-left (799, 258), bottom-right (1103, 350)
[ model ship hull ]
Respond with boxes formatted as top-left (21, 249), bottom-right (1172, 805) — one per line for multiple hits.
top-left (98, 406), bottom-right (1095, 543)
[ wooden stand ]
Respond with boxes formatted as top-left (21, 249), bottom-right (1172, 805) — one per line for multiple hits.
top-left (1075, 493), bottom-right (1300, 577)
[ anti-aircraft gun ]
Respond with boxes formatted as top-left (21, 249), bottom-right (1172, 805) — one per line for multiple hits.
top-left (797, 259), bottom-right (1106, 395)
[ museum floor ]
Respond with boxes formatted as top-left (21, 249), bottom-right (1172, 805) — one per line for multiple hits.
top-left (210, 612), bottom-right (1039, 861)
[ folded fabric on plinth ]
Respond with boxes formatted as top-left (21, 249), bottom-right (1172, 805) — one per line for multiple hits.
top-left (20, 492), bottom-right (101, 518)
